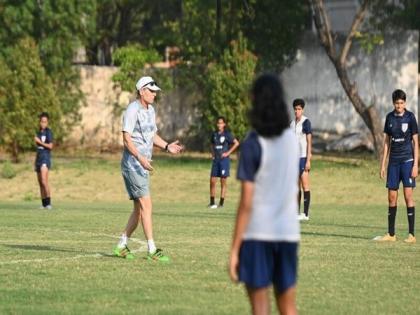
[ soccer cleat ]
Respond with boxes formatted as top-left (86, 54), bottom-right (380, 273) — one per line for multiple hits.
top-left (45, 205), bottom-right (52, 210)
top-left (208, 204), bottom-right (218, 209)
top-left (404, 234), bottom-right (416, 244)
top-left (147, 248), bottom-right (169, 262)
top-left (113, 245), bottom-right (135, 259)
top-left (373, 233), bottom-right (396, 242)
top-left (298, 213), bottom-right (309, 221)
top-left (218, 204), bottom-right (224, 208)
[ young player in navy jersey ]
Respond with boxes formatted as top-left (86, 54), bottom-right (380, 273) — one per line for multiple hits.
top-left (229, 74), bottom-right (299, 315)
top-left (376, 89), bottom-right (418, 243)
top-left (290, 99), bottom-right (312, 221)
top-left (34, 112), bottom-right (53, 209)
top-left (208, 117), bottom-right (239, 208)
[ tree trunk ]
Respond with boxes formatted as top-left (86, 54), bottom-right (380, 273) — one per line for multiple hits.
top-left (216, 0), bottom-right (222, 56)
top-left (11, 140), bottom-right (19, 163)
top-left (311, 0), bottom-right (384, 156)
top-left (334, 63), bottom-right (384, 156)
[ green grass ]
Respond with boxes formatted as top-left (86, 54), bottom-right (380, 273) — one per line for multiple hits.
top-left (0, 154), bottom-right (419, 314)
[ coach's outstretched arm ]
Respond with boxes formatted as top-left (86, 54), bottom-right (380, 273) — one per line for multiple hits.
top-left (153, 134), bottom-right (183, 154)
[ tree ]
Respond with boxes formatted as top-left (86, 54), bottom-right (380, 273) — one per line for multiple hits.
top-left (240, 0), bottom-right (310, 71)
top-left (310, 0), bottom-right (384, 155)
top-left (86, 0), bottom-right (182, 65)
top-left (368, 0), bottom-right (420, 66)
top-left (0, 38), bottom-right (62, 162)
top-left (173, 0), bottom-right (309, 71)
top-left (0, 0), bottom-right (96, 135)
top-left (111, 44), bottom-right (162, 92)
top-left (201, 35), bottom-right (257, 141)
top-left (164, 1), bottom-right (309, 146)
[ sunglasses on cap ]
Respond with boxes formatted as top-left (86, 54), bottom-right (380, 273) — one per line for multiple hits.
top-left (143, 81), bottom-right (157, 88)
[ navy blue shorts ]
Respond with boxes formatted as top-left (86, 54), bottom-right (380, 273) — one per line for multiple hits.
top-left (238, 240), bottom-right (298, 292)
top-left (387, 160), bottom-right (416, 190)
top-left (35, 157), bottom-right (51, 172)
top-left (210, 158), bottom-right (230, 177)
top-left (299, 158), bottom-right (307, 176)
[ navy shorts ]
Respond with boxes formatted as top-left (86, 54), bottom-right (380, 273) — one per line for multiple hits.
top-left (238, 240), bottom-right (298, 293)
top-left (210, 158), bottom-right (230, 177)
top-left (35, 157), bottom-right (51, 172)
top-left (387, 160), bottom-right (416, 190)
top-left (299, 158), bottom-right (307, 176)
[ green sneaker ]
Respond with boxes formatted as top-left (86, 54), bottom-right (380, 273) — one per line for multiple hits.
top-left (147, 248), bottom-right (169, 262)
top-left (113, 245), bottom-right (135, 260)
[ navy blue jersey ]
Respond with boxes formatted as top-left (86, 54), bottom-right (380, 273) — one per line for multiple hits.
top-left (237, 131), bottom-right (261, 181)
top-left (211, 130), bottom-right (235, 159)
top-left (302, 119), bottom-right (312, 134)
top-left (384, 110), bottom-right (418, 163)
top-left (36, 128), bottom-right (53, 158)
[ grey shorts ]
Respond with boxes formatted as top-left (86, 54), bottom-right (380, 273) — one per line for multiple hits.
top-left (122, 169), bottom-right (150, 200)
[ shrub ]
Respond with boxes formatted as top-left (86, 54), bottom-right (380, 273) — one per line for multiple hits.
top-left (1, 161), bottom-right (16, 179)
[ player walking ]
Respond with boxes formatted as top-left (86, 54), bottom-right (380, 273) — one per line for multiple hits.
top-left (113, 76), bottom-right (183, 260)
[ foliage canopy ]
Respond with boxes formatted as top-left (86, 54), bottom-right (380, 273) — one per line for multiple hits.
top-left (0, 38), bottom-right (61, 161)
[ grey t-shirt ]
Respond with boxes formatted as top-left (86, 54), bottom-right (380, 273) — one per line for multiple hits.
top-left (121, 100), bottom-right (157, 174)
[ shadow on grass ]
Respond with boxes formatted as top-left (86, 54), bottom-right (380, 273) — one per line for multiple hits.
top-left (2, 244), bottom-right (115, 258)
top-left (301, 231), bottom-right (372, 240)
top-left (313, 222), bottom-right (383, 230)
top-left (156, 210), bottom-right (235, 219)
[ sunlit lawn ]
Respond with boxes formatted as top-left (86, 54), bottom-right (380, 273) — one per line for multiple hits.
top-left (0, 153), bottom-right (419, 314)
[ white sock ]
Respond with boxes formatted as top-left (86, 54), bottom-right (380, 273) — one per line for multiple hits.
top-left (117, 233), bottom-right (128, 248)
top-left (147, 239), bottom-right (156, 254)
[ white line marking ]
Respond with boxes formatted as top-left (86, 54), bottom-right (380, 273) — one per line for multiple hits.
top-left (0, 230), bottom-right (147, 265)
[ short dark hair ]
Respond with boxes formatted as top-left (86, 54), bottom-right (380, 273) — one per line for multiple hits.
top-left (392, 89), bottom-right (406, 103)
top-left (292, 98), bottom-right (305, 108)
top-left (217, 116), bottom-right (226, 123)
top-left (39, 112), bottom-right (49, 120)
top-left (249, 74), bottom-right (290, 137)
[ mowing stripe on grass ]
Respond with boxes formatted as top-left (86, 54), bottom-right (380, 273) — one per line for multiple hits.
top-left (0, 231), bottom-right (147, 265)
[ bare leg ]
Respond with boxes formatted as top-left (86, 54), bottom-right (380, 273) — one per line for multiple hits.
top-left (246, 286), bottom-right (270, 315)
top-left (220, 177), bottom-right (227, 199)
top-left (123, 196), bottom-right (153, 242)
top-left (403, 187), bottom-right (414, 207)
top-left (37, 172), bottom-right (46, 199)
top-left (296, 179), bottom-right (301, 213)
top-left (124, 202), bottom-right (141, 238)
top-left (275, 286), bottom-right (297, 315)
top-left (300, 172), bottom-right (310, 192)
top-left (138, 195), bottom-right (153, 241)
top-left (210, 177), bottom-right (217, 200)
top-left (40, 166), bottom-right (50, 198)
top-left (388, 189), bottom-right (398, 207)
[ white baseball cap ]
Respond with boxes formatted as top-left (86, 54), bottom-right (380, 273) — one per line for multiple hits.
top-left (135, 76), bottom-right (161, 91)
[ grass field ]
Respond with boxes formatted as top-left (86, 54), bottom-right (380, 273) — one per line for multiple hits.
top-left (0, 153), bottom-right (419, 314)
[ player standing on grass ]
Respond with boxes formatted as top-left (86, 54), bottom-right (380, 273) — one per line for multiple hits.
top-left (113, 76), bottom-right (183, 261)
top-left (35, 112), bottom-right (53, 210)
top-left (208, 116), bottom-right (239, 209)
top-left (229, 74), bottom-right (300, 315)
top-left (290, 98), bottom-right (312, 221)
top-left (376, 89), bottom-right (418, 243)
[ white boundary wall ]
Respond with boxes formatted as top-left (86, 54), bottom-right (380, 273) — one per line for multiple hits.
top-left (281, 31), bottom-right (418, 137)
